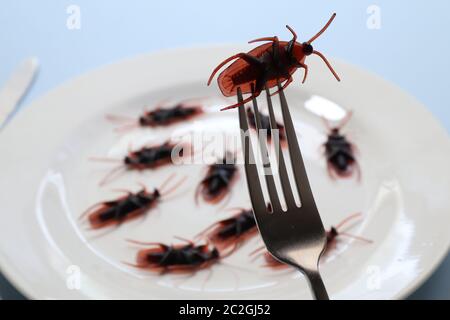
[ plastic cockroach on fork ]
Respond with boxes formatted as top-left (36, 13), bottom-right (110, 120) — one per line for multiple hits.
top-left (106, 98), bottom-right (204, 132)
top-left (207, 13), bottom-right (340, 110)
top-left (197, 208), bottom-right (257, 252)
top-left (79, 174), bottom-right (186, 229)
top-left (252, 213), bottom-right (372, 268)
top-left (195, 152), bottom-right (238, 205)
top-left (322, 111), bottom-right (360, 180)
top-left (91, 140), bottom-right (188, 185)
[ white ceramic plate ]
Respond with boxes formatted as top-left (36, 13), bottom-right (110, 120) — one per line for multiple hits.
top-left (0, 46), bottom-right (449, 300)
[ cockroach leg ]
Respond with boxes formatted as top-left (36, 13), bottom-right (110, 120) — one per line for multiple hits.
top-left (111, 188), bottom-right (133, 195)
top-left (114, 122), bottom-right (140, 134)
top-left (300, 63), bottom-right (309, 83)
top-left (99, 165), bottom-right (127, 186)
top-left (173, 236), bottom-right (195, 246)
top-left (249, 245), bottom-right (266, 262)
top-left (159, 175), bottom-right (188, 198)
top-left (126, 239), bottom-right (168, 247)
top-left (338, 232), bottom-right (373, 244)
top-left (104, 113), bottom-right (140, 134)
top-left (220, 92), bottom-right (260, 111)
top-left (327, 213), bottom-right (372, 245)
top-left (321, 116), bottom-right (333, 131)
top-left (194, 184), bottom-right (202, 206)
top-left (270, 76), bottom-right (293, 96)
top-left (122, 261), bottom-right (143, 268)
top-left (337, 110), bottom-right (353, 129)
top-left (105, 114), bottom-right (135, 123)
top-left (200, 268), bottom-right (213, 290)
top-left (88, 157), bottom-right (122, 163)
top-left (351, 142), bottom-right (360, 156)
top-left (326, 162), bottom-right (337, 180)
top-left (355, 161), bottom-right (362, 182)
top-left (312, 50), bottom-right (340, 81)
top-left (335, 212), bottom-right (362, 230)
top-left (334, 213), bottom-right (372, 243)
top-left (248, 36), bottom-right (279, 44)
top-left (194, 222), bottom-right (219, 240)
top-left (172, 269), bottom-right (199, 288)
top-left (286, 25), bottom-right (297, 42)
top-left (78, 202), bottom-right (104, 221)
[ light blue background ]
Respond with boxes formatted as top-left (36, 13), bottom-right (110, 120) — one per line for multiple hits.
top-left (0, 0), bottom-right (448, 299)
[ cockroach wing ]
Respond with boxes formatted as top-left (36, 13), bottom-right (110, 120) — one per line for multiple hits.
top-left (217, 41), bottom-right (296, 96)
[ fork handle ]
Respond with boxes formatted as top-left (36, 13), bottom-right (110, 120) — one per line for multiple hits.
top-left (304, 270), bottom-right (329, 300)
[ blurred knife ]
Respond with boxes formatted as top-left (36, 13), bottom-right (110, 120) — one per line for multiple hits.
top-left (0, 58), bottom-right (39, 129)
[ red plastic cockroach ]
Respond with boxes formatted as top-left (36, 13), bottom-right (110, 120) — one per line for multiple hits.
top-left (91, 141), bottom-right (187, 185)
top-left (322, 111), bottom-right (360, 180)
top-left (252, 213), bottom-right (372, 268)
top-left (197, 208), bottom-right (257, 252)
top-left (125, 238), bottom-right (222, 273)
top-left (106, 99), bottom-right (204, 132)
top-left (246, 107), bottom-right (286, 142)
top-left (195, 152), bottom-right (238, 205)
top-left (207, 13), bottom-right (340, 110)
top-left (79, 174), bottom-right (186, 229)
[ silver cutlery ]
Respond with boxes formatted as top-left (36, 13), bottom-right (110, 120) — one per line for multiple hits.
top-left (0, 57), bottom-right (39, 129)
top-left (238, 82), bottom-right (329, 300)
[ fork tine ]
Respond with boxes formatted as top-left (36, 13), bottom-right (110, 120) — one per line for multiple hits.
top-left (276, 81), bottom-right (316, 207)
top-left (264, 85), bottom-right (297, 209)
top-left (249, 86), bottom-right (282, 213)
top-left (237, 88), bottom-right (268, 215)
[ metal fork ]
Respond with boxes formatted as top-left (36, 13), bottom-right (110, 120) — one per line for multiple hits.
top-left (237, 82), bottom-right (329, 300)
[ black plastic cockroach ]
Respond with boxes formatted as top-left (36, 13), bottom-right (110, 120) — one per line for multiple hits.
top-left (195, 152), bottom-right (238, 205)
top-left (91, 141), bottom-right (187, 185)
top-left (252, 212), bottom-right (372, 268)
top-left (197, 208), bottom-right (257, 251)
top-left (80, 174), bottom-right (186, 229)
top-left (322, 111), bottom-right (360, 180)
top-left (106, 99), bottom-right (204, 132)
top-left (246, 107), bottom-right (286, 142)
top-left (126, 239), bottom-right (221, 273)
